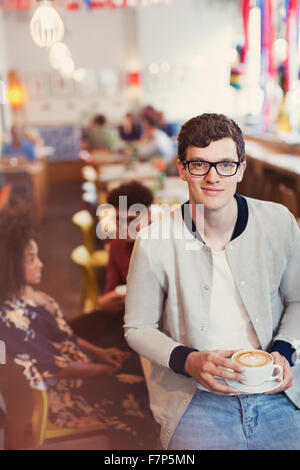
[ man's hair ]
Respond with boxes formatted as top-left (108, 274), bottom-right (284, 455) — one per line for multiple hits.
top-left (0, 201), bottom-right (35, 306)
top-left (177, 113), bottom-right (245, 163)
top-left (142, 115), bottom-right (158, 129)
top-left (107, 180), bottom-right (154, 209)
top-left (93, 114), bottom-right (106, 127)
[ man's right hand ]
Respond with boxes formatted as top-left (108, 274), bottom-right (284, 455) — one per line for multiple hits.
top-left (98, 291), bottom-right (125, 314)
top-left (185, 350), bottom-right (246, 395)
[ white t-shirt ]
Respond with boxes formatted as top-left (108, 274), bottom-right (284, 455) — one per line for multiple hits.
top-left (207, 249), bottom-right (260, 351)
top-left (197, 249), bottom-right (260, 392)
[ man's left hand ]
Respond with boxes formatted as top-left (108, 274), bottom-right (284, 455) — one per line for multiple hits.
top-left (264, 351), bottom-right (293, 394)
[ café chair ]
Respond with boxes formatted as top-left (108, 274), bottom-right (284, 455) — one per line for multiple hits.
top-left (72, 209), bottom-right (96, 254)
top-left (81, 165), bottom-right (98, 183)
top-left (71, 245), bottom-right (100, 314)
top-left (72, 209), bottom-right (109, 266)
top-left (0, 357), bottom-right (108, 449)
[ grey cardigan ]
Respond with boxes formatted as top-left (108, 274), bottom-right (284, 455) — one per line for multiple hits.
top-left (124, 197), bottom-right (300, 449)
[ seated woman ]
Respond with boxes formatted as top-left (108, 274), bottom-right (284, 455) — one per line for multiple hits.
top-left (0, 203), bottom-right (157, 449)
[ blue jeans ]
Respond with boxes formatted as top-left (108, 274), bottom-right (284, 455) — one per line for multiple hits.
top-left (168, 390), bottom-right (300, 450)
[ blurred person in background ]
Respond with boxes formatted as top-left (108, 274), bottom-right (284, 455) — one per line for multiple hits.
top-left (119, 112), bottom-right (142, 142)
top-left (157, 111), bottom-right (174, 137)
top-left (0, 202), bottom-right (158, 450)
top-left (2, 125), bottom-right (37, 161)
top-left (70, 180), bottom-right (153, 347)
top-left (82, 114), bottom-right (119, 152)
top-left (138, 115), bottom-right (175, 163)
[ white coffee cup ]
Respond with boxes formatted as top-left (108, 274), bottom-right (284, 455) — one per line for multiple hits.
top-left (115, 284), bottom-right (127, 295)
top-left (232, 349), bottom-right (283, 387)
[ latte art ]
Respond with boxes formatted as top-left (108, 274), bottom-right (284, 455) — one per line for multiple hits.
top-left (233, 350), bottom-right (272, 368)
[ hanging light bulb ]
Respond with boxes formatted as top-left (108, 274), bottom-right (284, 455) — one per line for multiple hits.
top-left (30, 0), bottom-right (65, 48)
top-left (59, 56), bottom-right (75, 77)
top-left (48, 42), bottom-right (70, 69)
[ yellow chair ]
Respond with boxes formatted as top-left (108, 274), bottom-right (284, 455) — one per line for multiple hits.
top-left (0, 357), bottom-right (107, 449)
top-left (72, 209), bottom-right (96, 254)
top-left (71, 245), bottom-right (107, 314)
top-left (72, 210), bottom-right (110, 264)
top-left (81, 165), bottom-right (98, 183)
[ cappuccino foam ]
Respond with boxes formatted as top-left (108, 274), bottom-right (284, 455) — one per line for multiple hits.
top-left (233, 350), bottom-right (271, 368)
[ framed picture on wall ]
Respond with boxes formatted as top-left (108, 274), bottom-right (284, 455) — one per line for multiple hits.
top-left (98, 69), bottom-right (120, 97)
top-left (51, 73), bottom-right (75, 99)
top-left (74, 69), bottom-right (99, 97)
top-left (25, 72), bottom-right (50, 100)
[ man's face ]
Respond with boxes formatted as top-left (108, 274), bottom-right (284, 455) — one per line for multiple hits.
top-left (177, 138), bottom-right (246, 212)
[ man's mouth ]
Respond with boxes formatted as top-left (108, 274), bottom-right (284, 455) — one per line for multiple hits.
top-left (201, 187), bottom-right (223, 194)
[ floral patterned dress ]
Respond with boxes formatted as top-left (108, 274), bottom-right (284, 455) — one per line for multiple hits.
top-left (0, 294), bottom-right (157, 449)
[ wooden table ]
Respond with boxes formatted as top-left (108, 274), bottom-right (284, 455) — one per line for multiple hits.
top-left (90, 149), bottom-right (130, 167)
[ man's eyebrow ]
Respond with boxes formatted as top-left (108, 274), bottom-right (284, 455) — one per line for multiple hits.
top-left (187, 158), bottom-right (237, 162)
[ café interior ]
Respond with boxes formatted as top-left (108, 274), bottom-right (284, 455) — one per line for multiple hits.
top-left (0, 0), bottom-right (300, 450)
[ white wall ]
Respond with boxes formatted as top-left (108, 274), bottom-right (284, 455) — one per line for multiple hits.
top-left (2, 0), bottom-right (242, 126)
top-left (0, 10), bottom-right (12, 136)
top-left (3, 7), bottom-right (139, 126)
top-left (137, 0), bottom-right (241, 121)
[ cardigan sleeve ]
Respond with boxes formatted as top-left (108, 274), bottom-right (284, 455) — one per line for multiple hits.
top-left (273, 211), bottom-right (300, 350)
top-left (124, 233), bottom-right (183, 368)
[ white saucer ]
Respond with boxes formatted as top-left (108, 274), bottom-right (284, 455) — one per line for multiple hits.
top-left (225, 378), bottom-right (283, 394)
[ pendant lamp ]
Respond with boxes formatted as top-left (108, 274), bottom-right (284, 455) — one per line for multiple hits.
top-left (30, 0), bottom-right (64, 48)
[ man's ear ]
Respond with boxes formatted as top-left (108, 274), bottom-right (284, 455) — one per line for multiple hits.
top-left (177, 159), bottom-right (187, 181)
top-left (237, 161), bottom-right (246, 183)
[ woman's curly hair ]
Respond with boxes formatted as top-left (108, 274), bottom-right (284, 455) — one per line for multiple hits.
top-left (0, 201), bottom-right (35, 306)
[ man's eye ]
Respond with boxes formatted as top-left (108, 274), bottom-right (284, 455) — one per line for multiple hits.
top-left (220, 162), bottom-right (233, 168)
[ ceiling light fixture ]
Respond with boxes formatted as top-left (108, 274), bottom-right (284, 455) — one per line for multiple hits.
top-left (30, 0), bottom-right (64, 48)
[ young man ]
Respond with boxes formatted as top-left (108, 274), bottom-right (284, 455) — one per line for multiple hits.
top-left (124, 113), bottom-right (300, 450)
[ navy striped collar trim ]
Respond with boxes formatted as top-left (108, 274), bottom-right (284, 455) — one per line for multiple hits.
top-left (181, 194), bottom-right (249, 243)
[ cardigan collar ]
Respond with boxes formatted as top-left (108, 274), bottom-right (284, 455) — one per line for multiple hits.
top-left (181, 193), bottom-right (249, 243)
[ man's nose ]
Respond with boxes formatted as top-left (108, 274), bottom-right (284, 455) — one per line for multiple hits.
top-left (204, 165), bottom-right (220, 182)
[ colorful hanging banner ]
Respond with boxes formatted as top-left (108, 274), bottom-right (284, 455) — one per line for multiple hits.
top-left (3, 0), bottom-right (31, 9)
top-left (0, 0), bottom-right (141, 9)
top-left (284, 0), bottom-right (299, 93)
top-left (240, 0), bottom-right (250, 64)
top-left (258, 0), bottom-right (276, 130)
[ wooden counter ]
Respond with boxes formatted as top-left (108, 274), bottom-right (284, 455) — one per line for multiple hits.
top-left (244, 131), bottom-right (300, 156)
top-left (242, 137), bottom-right (300, 218)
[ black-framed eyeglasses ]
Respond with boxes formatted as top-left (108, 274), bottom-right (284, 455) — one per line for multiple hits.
top-left (182, 160), bottom-right (241, 177)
